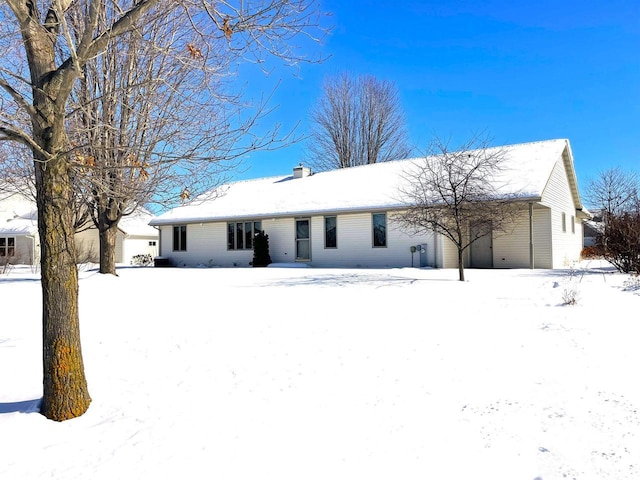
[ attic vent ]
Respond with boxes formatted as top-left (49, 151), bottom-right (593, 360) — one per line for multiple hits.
top-left (293, 163), bottom-right (311, 178)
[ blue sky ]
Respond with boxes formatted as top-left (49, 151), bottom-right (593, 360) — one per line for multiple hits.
top-left (233, 0), bottom-right (639, 201)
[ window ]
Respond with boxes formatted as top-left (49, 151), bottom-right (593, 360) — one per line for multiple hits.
top-left (562, 212), bottom-right (566, 232)
top-left (0, 237), bottom-right (15, 257)
top-left (244, 222), bottom-right (253, 249)
top-left (571, 215), bottom-right (575, 234)
top-left (227, 221), bottom-right (262, 250)
top-left (372, 213), bottom-right (387, 247)
top-left (173, 225), bottom-right (187, 251)
top-left (149, 241), bottom-right (157, 246)
top-left (236, 222), bottom-right (244, 249)
top-left (324, 216), bottom-right (337, 249)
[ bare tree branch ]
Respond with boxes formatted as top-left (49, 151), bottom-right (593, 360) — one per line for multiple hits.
top-left (585, 167), bottom-right (640, 273)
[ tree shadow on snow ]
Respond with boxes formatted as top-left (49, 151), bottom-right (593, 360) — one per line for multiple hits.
top-left (0, 277), bottom-right (41, 284)
top-left (0, 398), bottom-right (42, 414)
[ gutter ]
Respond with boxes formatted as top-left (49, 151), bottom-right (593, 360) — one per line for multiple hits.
top-left (151, 225), bottom-right (161, 257)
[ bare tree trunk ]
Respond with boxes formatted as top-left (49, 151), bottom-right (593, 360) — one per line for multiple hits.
top-left (99, 223), bottom-right (119, 274)
top-left (36, 153), bottom-right (91, 421)
top-left (19, 9), bottom-right (92, 420)
top-left (457, 248), bottom-right (465, 282)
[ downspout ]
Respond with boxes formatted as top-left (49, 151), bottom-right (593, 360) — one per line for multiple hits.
top-left (122, 231), bottom-right (130, 265)
top-left (528, 202), bottom-right (534, 269)
top-left (433, 225), bottom-right (439, 268)
top-left (26, 234), bottom-right (38, 272)
top-left (152, 225), bottom-right (161, 257)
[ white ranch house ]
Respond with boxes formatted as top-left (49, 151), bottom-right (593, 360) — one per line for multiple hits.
top-left (0, 187), bottom-right (159, 266)
top-left (150, 139), bottom-right (588, 269)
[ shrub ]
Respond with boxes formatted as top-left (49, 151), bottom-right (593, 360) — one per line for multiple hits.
top-left (252, 230), bottom-right (272, 267)
top-left (131, 253), bottom-right (154, 266)
top-left (600, 211), bottom-right (640, 274)
top-left (562, 286), bottom-right (579, 305)
top-left (580, 245), bottom-right (603, 259)
top-left (1, 257), bottom-right (13, 275)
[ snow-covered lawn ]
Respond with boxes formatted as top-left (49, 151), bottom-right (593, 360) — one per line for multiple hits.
top-left (1, 262), bottom-right (639, 479)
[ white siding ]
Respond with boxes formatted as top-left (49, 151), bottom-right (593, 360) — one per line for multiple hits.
top-left (540, 155), bottom-right (583, 268)
top-left (115, 234), bottom-right (124, 264)
top-left (307, 212), bottom-right (433, 268)
top-left (75, 229), bottom-right (100, 263)
top-left (493, 211), bottom-right (529, 268)
top-left (158, 220), bottom-right (293, 267)
top-left (262, 218), bottom-right (295, 264)
top-left (440, 235), bottom-right (461, 269)
top-left (75, 228), bottom-right (128, 263)
top-left (492, 206), bottom-right (552, 268)
top-left (159, 223), bottom-right (250, 267)
top-left (533, 208), bottom-right (553, 268)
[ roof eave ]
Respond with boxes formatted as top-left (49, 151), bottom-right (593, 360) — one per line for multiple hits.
top-left (149, 204), bottom-right (408, 225)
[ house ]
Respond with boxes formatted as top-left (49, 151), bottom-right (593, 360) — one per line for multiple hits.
top-left (73, 210), bottom-right (159, 265)
top-left (0, 187), bottom-right (39, 266)
top-left (149, 139), bottom-right (589, 269)
top-left (582, 209), bottom-right (603, 248)
top-left (0, 186), bottom-right (158, 266)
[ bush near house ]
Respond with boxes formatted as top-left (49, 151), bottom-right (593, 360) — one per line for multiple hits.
top-left (580, 245), bottom-right (603, 260)
top-left (252, 230), bottom-right (272, 267)
top-left (131, 254), bottom-right (154, 266)
top-left (600, 211), bottom-right (640, 274)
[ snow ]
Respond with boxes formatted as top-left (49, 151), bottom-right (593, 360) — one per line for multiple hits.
top-left (117, 208), bottom-right (159, 237)
top-left (1, 261), bottom-right (639, 479)
top-left (0, 215), bottom-right (38, 235)
top-left (151, 139), bottom-right (569, 225)
top-left (0, 206), bottom-right (38, 236)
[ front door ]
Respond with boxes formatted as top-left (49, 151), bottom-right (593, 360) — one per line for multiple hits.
top-left (295, 219), bottom-right (310, 261)
top-left (470, 222), bottom-right (493, 268)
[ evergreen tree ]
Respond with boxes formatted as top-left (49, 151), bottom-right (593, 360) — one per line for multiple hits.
top-left (253, 230), bottom-right (272, 267)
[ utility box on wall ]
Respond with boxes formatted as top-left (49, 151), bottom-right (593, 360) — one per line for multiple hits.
top-left (417, 244), bottom-right (428, 267)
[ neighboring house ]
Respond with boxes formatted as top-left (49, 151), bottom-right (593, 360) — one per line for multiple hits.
top-left (0, 186), bottom-right (158, 266)
top-left (0, 189), bottom-right (39, 266)
top-left (581, 209), bottom-right (603, 248)
top-left (582, 220), bottom-right (603, 248)
top-left (74, 210), bottom-right (159, 265)
top-left (150, 139), bottom-right (589, 269)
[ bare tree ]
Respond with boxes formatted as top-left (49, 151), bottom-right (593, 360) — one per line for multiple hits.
top-left (586, 167), bottom-right (640, 273)
top-left (585, 167), bottom-right (638, 217)
top-left (66, 5), bottom-right (232, 275)
top-left (307, 72), bottom-right (411, 171)
top-left (0, 0), bottom-right (326, 421)
top-left (396, 134), bottom-right (522, 281)
top-left (603, 206), bottom-right (640, 274)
